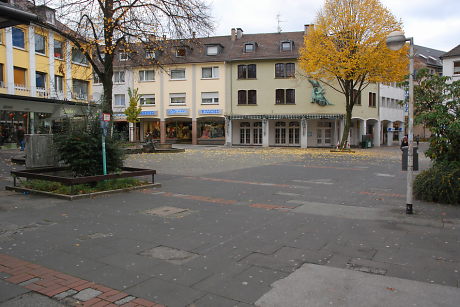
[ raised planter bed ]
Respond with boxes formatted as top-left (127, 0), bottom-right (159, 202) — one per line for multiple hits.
top-left (6, 166), bottom-right (160, 199)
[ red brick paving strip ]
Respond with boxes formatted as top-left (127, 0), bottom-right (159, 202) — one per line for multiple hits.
top-left (0, 254), bottom-right (164, 307)
top-left (144, 191), bottom-right (295, 212)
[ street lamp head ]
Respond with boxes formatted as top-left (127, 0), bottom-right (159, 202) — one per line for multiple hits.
top-left (386, 31), bottom-right (407, 51)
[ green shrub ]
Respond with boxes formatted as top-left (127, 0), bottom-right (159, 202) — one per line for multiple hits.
top-left (53, 116), bottom-right (125, 176)
top-left (414, 161), bottom-right (460, 205)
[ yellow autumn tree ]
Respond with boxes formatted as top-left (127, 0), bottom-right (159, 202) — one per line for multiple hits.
top-left (299, 0), bottom-right (408, 148)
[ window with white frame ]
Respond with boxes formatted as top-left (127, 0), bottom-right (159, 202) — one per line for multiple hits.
top-left (93, 73), bottom-right (101, 84)
top-left (72, 79), bottom-right (88, 100)
top-left (54, 40), bottom-right (63, 59)
top-left (170, 69), bottom-right (185, 80)
top-left (176, 47), bottom-right (186, 57)
top-left (201, 92), bottom-right (219, 104)
top-left (170, 93), bottom-right (186, 105)
top-left (34, 33), bottom-right (46, 55)
top-left (54, 75), bottom-right (63, 93)
top-left (206, 45), bottom-right (219, 55)
top-left (113, 71), bottom-right (125, 83)
top-left (119, 52), bottom-right (129, 61)
top-left (280, 41), bottom-right (293, 51)
top-left (454, 61), bottom-right (460, 75)
top-left (244, 43), bottom-right (255, 53)
top-left (140, 94), bottom-right (155, 105)
top-left (72, 48), bottom-right (88, 65)
top-left (12, 27), bottom-right (25, 49)
top-left (114, 94), bottom-right (125, 106)
top-left (145, 50), bottom-right (155, 59)
top-left (201, 66), bottom-right (219, 79)
top-left (139, 70), bottom-right (154, 81)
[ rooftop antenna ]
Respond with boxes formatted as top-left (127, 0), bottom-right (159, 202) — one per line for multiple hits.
top-left (276, 14), bottom-right (285, 33)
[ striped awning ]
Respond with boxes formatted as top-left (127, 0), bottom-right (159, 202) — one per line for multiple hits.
top-left (226, 114), bottom-right (344, 120)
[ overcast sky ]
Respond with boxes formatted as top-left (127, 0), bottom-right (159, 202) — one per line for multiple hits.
top-left (208, 0), bottom-right (460, 52)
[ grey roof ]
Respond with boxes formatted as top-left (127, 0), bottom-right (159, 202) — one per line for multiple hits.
top-left (115, 31), bottom-right (305, 68)
top-left (414, 45), bottom-right (445, 67)
top-left (440, 44), bottom-right (460, 58)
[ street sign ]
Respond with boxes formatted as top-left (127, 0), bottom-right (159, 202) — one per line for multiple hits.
top-left (103, 113), bottom-right (111, 122)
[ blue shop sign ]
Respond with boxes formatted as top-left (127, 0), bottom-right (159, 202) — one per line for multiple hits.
top-left (199, 109), bottom-right (222, 115)
top-left (167, 109), bottom-right (189, 116)
top-left (140, 111), bottom-right (157, 116)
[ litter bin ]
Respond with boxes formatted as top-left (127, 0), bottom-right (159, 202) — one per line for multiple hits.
top-left (402, 146), bottom-right (419, 171)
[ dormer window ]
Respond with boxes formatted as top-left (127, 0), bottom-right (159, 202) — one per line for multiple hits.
top-left (119, 52), bottom-right (129, 61)
top-left (281, 41), bottom-right (293, 51)
top-left (206, 45), bottom-right (222, 56)
top-left (244, 43), bottom-right (256, 53)
top-left (176, 47), bottom-right (186, 57)
top-left (145, 50), bottom-right (155, 59)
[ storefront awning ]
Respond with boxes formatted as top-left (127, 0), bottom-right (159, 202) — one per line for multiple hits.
top-left (226, 114), bottom-right (344, 120)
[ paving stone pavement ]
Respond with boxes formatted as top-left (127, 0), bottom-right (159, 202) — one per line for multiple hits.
top-left (0, 145), bottom-right (459, 306)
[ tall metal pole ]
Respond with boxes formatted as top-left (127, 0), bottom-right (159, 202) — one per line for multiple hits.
top-left (406, 38), bottom-right (414, 214)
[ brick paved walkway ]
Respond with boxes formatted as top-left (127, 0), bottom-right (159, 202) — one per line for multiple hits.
top-left (0, 253), bottom-right (163, 307)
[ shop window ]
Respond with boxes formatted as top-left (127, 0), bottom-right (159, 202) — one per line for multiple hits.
top-left (170, 68), bottom-right (185, 80)
top-left (35, 33), bottom-right (46, 55)
top-left (139, 70), bottom-right (154, 81)
top-left (140, 94), bottom-right (155, 105)
top-left (170, 93), bottom-right (186, 105)
top-left (12, 27), bottom-right (25, 49)
top-left (13, 67), bottom-right (26, 88)
top-left (72, 79), bottom-right (88, 100)
top-left (114, 71), bottom-right (125, 83)
top-left (166, 121), bottom-right (192, 140)
top-left (72, 48), bottom-right (88, 65)
top-left (54, 40), bottom-right (63, 59)
top-left (275, 63), bottom-right (295, 78)
top-left (202, 66), bottom-right (219, 79)
top-left (114, 94), bottom-right (125, 106)
top-left (199, 120), bottom-right (225, 139)
top-left (201, 92), bottom-right (219, 105)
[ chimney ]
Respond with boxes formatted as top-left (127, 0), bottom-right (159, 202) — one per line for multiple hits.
top-left (231, 28), bottom-right (236, 41)
top-left (304, 24), bottom-right (314, 35)
top-left (236, 28), bottom-right (243, 39)
top-left (192, 32), bottom-right (196, 39)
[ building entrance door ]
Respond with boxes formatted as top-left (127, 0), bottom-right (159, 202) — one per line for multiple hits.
top-left (240, 122), bottom-right (251, 144)
top-left (316, 122), bottom-right (333, 146)
top-left (275, 121), bottom-right (287, 145)
top-left (288, 121), bottom-right (300, 146)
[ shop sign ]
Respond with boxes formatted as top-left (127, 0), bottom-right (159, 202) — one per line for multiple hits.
top-left (113, 113), bottom-right (127, 120)
top-left (167, 109), bottom-right (189, 116)
top-left (199, 109), bottom-right (222, 115)
top-left (386, 127), bottom-right (403, 132)
top-left (140, 111), bottom-right (158, 116)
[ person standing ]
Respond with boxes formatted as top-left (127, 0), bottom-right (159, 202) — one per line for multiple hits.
top-left (400, 135), bottom-right (408, 150)
top-left (16, 125), bottom-right (25, 151)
